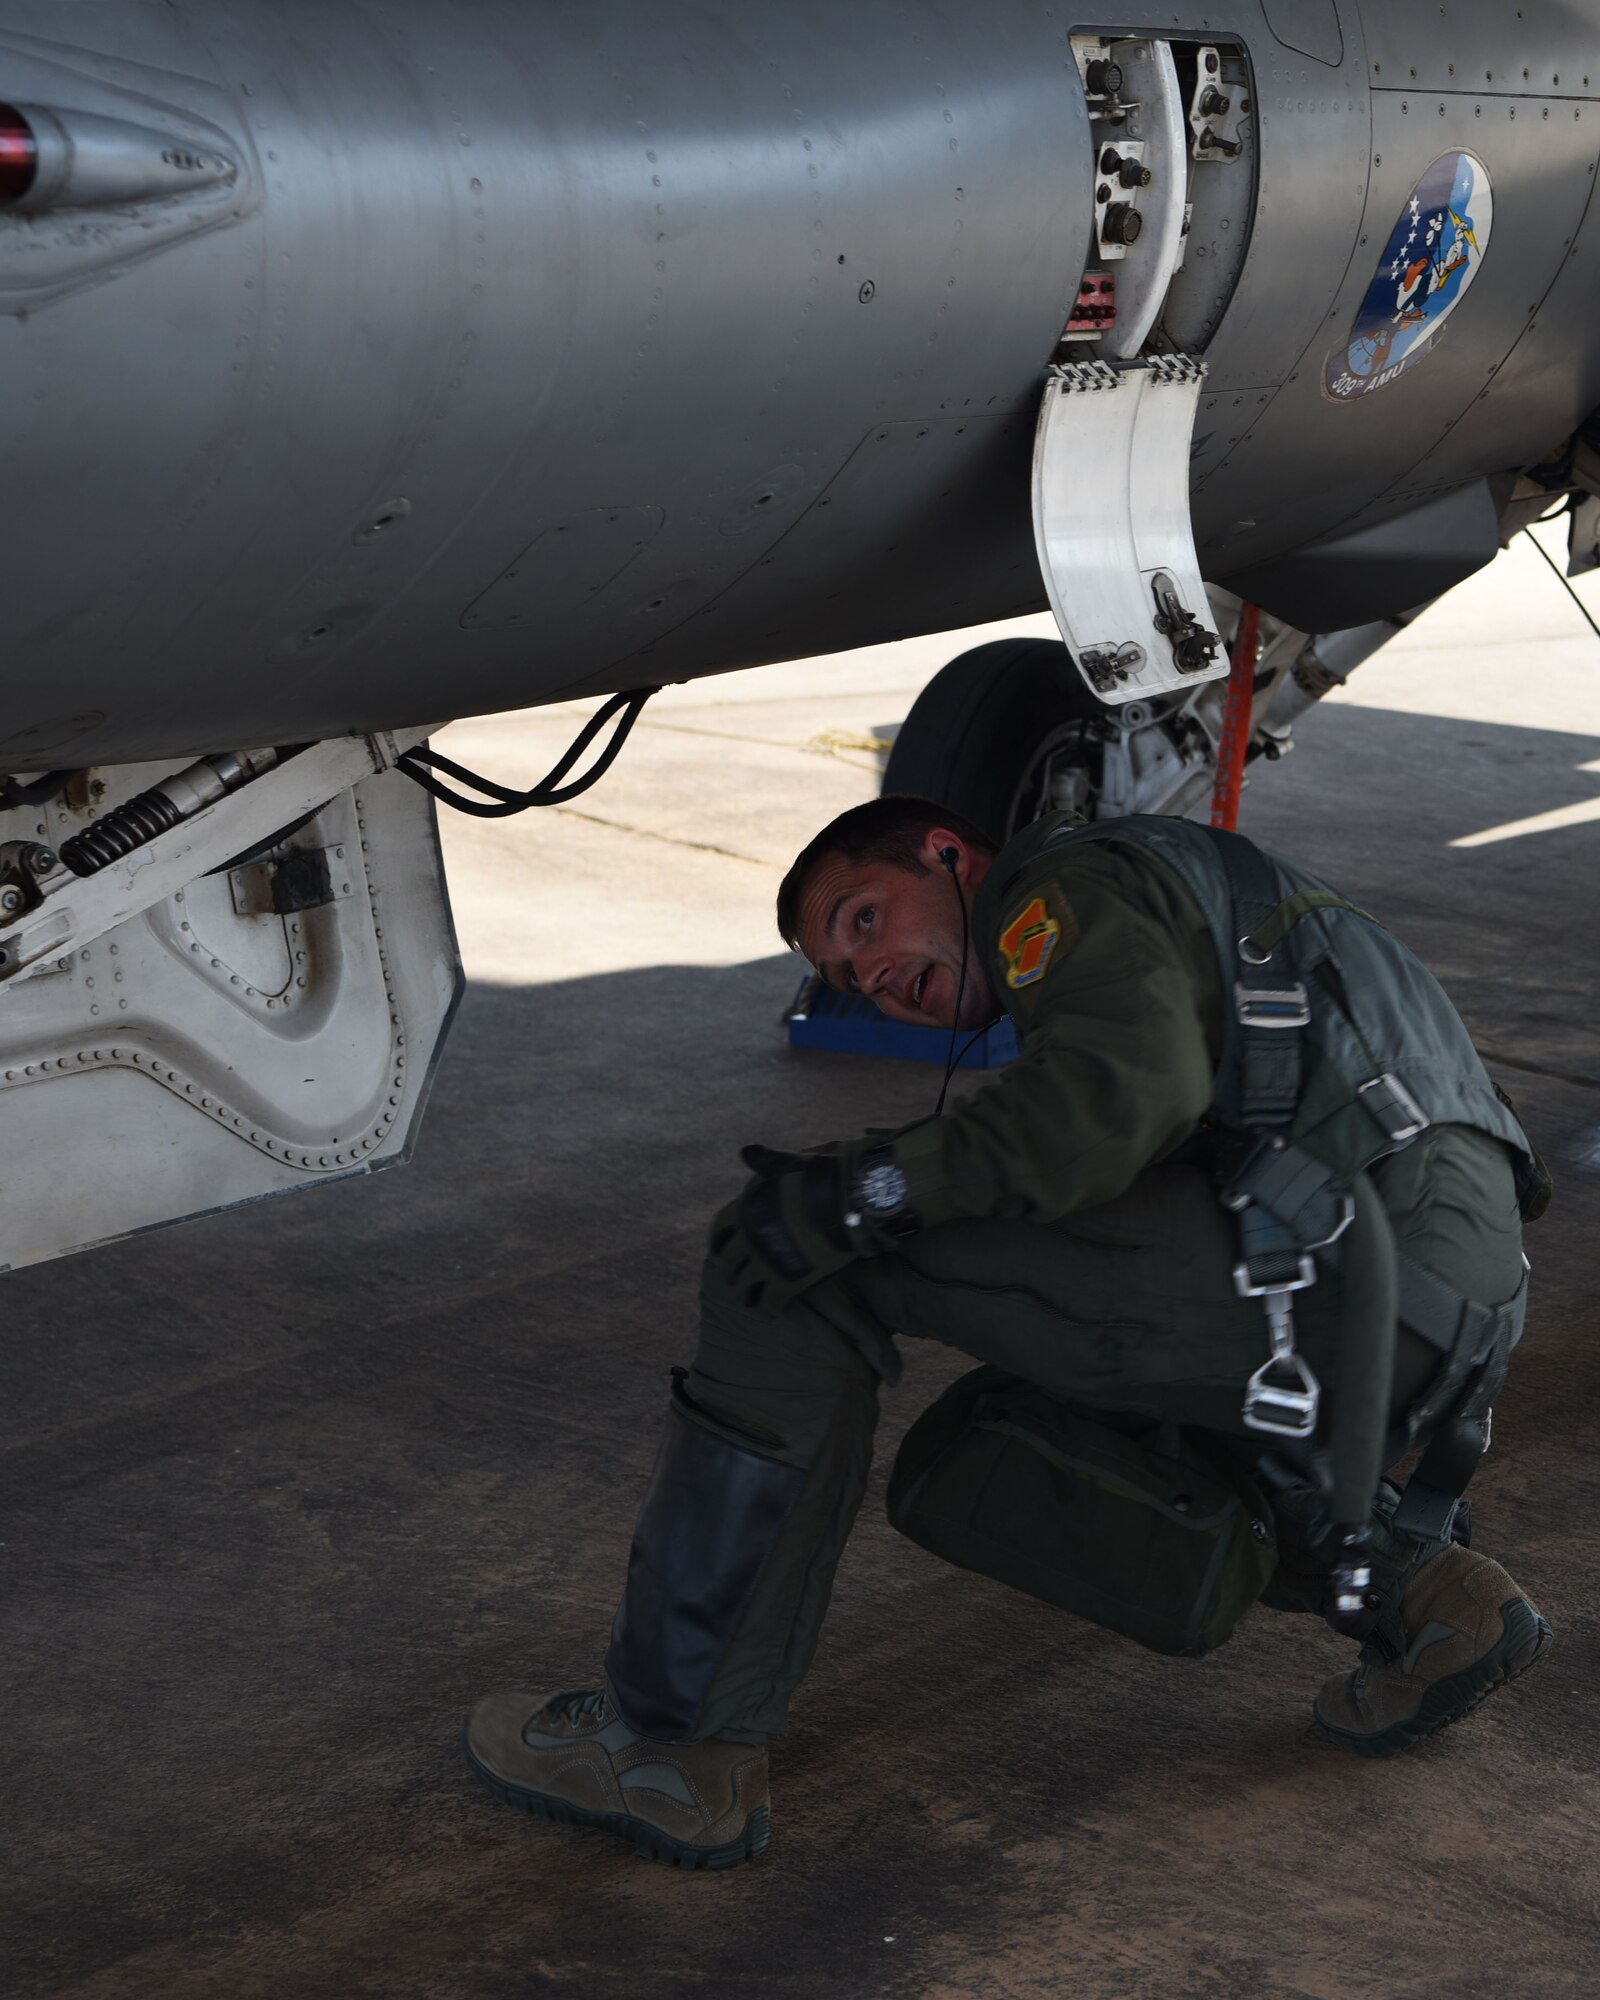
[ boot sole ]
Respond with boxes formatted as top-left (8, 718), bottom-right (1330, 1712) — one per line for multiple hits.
top-left (1315, 1597), bottom-right (1554, 1759)
top-left (462, 1727), bottom-right (770, 1870)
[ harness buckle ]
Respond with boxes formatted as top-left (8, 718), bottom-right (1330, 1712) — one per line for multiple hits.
top-left (1358, 1072), bottom-right (1429, 1144)
top-left (1233, 982), bottom-right (1311, 1029)
top-left (1242, 1351), bottom-right (1321, 1438)
top-left (1233, 1254), bottom-right (1316, 1298)
top-left (1237, 1276), bottom-right (1322, 1438)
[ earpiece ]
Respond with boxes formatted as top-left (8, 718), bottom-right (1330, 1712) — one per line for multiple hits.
top-left (937, 845), bottom-right (959, 872)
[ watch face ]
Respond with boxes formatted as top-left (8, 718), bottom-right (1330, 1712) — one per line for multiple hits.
top-left (856, 1161), bottom-right (909, 1214)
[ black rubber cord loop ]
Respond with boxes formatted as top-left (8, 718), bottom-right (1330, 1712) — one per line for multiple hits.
top-left (396, 688), bottom-right (660, 817)
top-left (1525, 524), bottom-right (1600, 648)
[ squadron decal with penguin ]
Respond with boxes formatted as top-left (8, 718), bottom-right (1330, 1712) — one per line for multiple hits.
top-left (1325, 152), bottom-right (1493, 401)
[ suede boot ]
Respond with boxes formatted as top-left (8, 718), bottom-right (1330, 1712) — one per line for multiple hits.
top-left (465, 1685), bottom-right (770, 1868)
top-left (1313, 1542), bottom-right (1552, 1756)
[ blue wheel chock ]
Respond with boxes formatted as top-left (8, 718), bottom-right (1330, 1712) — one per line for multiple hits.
top-left (785, 975), bottom-right (1017, 1070)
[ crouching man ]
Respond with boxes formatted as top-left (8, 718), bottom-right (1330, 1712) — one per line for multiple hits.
top-left (466, 797), bottom-right (1553, 1868)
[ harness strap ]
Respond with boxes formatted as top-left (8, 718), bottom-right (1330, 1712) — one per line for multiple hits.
top-left (1197, 825), bottom-right (1306, 1131)
top-left (1223, 1137), bottom-right (1354, 1248)
top-left (1390, 1418), bottom-right (1490, 1544)
top-left (1052, 816), bottom-right (1528, 1556)
top-left (1393, 1253), bottom-right (1466, 1355)
top-left (1403, 1265), bottom-right (1526, 1429)
top-left (1240, 888), bottom-right (1380, 961)
top-left (1386, 1264), bottom-right (1526, 1543)
top-left (1223, 1134), bottom-right (1355, 1298)
top-left (1189, 824), bottom-right (1518, 1543)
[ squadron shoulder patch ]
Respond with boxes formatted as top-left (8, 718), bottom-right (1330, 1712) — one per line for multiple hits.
top-left (999, 894), bottom-right (1068, 990)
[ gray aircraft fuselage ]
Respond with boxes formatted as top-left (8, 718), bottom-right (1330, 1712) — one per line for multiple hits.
top-left (2, 1), bottom-right (1597, 770)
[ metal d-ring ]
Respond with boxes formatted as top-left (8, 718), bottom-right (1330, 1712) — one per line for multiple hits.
top-left (1238, 934), bottom-right (1273, 966)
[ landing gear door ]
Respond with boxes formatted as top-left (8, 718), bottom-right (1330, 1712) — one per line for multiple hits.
top-left (0, 763), bottom-right (462, 1272)
top-left (1032, 354), bottom-right (1227, 703)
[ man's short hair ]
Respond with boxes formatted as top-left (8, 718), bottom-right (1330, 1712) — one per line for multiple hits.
top-left (776, 794), bottom-right (998, 949)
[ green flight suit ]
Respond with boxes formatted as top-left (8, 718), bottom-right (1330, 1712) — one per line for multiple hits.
top-left (614, 825), bottom-right (1527, 1746)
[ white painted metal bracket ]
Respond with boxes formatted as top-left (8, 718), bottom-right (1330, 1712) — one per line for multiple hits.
top-left (1031, 354), bottom-right (1227, 704)
top-left (1188, 46), bottom-right (1247, 162)
top-left (1100, 40), bottom-right (1189, 361)
top-left (0, 728), bottom-right (429, 986)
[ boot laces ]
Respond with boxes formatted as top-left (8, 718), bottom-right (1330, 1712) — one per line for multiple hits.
top-left (544, 1688), bottom-right (609, 1728)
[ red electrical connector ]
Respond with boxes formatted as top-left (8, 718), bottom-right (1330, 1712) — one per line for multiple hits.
top-left (1065, 271), bottom-right (1116, 337)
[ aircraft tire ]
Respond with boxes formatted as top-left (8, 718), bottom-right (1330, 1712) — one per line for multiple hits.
top-left (880, 637), bottom-right (1097, 842)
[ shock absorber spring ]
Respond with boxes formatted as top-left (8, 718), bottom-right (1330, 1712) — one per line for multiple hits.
top-left (58, 748), bottom-right (281, 877)
top-left (59, 790), bottom-right (184, 874)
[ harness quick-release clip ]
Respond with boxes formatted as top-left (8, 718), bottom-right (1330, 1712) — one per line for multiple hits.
top-left (1238, 1282), bottom-right (1321, 1439)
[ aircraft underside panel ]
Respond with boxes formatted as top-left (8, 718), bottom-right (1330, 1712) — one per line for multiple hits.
top-left (1202, 79), bottom-right (1600, 593)
top-left (3, 1), bottom-right (1597, 763)
top-left (0, 764), bottom-right (462, 1272)
top-left (0, 0), bottom-right (1093, 767)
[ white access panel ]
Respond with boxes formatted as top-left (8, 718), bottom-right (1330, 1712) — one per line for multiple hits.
top-left (0, 765), bottom-right (462, 1271)
top-left (1099, 39), bottom-right (1190, 361)
top-left (1031, 354), bottom-right (1228, 704)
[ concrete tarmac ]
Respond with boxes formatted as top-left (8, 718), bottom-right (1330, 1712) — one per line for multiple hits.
top-left (4, 527), bottom-right (1598, 1997)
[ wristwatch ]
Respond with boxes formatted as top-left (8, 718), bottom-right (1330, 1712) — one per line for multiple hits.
top-left (844, 1148), bottom-right (921, 1240)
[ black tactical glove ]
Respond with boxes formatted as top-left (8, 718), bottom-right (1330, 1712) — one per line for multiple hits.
top-left (709, 1142), bottom-right (923, 1315)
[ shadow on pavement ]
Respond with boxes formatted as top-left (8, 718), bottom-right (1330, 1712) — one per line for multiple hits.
top-left (3, 698), bottom-right (1598, 1998)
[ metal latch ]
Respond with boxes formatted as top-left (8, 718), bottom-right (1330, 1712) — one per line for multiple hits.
top-left (1077, 641), bottom-right (1148, 693)
top-left (1151, 571), bottom-right (1221, 674)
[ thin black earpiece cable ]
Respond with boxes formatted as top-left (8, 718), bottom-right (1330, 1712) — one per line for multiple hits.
top-left (933, 850), bottom-right (970, 1118)
top-left (949, 1024), bottom-right (991, 1071)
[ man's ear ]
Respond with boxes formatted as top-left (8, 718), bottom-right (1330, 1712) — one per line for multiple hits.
top-left (924, 828), bottom-right (965, 878)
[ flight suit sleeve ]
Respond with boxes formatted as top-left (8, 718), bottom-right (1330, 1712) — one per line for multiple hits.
top-left (861, 846), bottom-right (1218, 1232)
